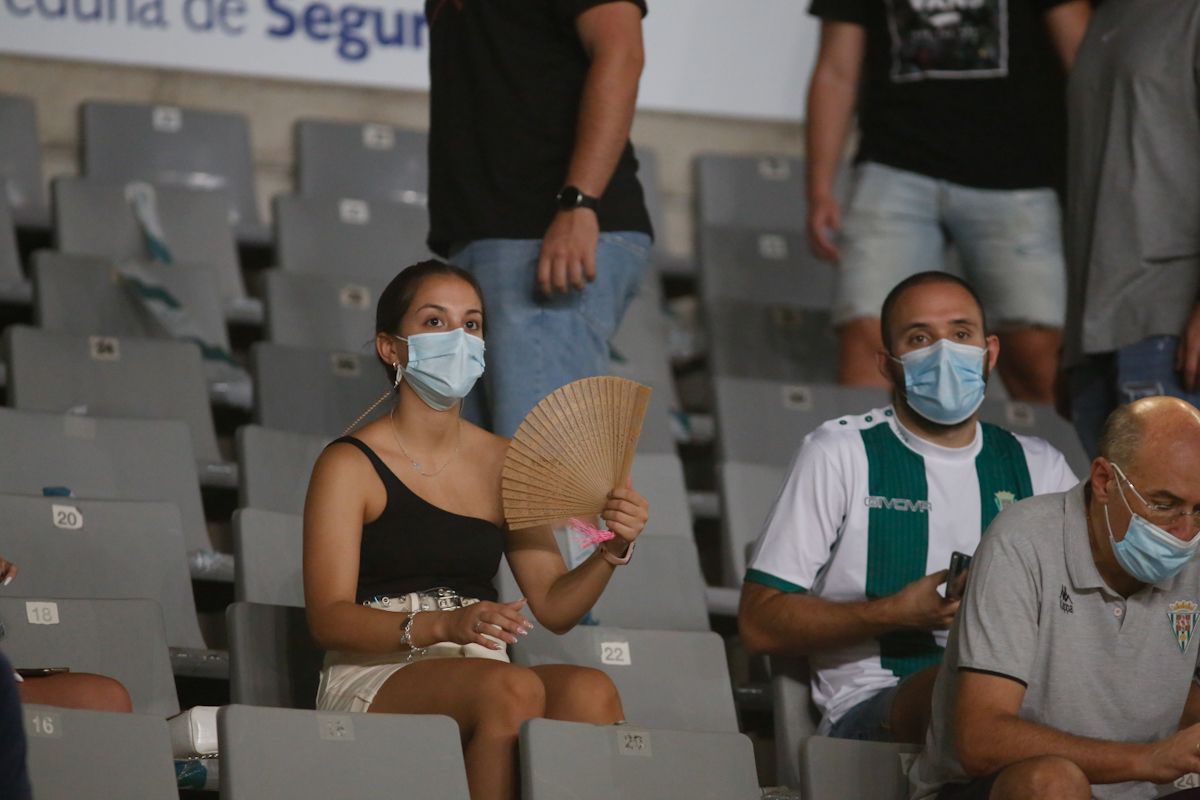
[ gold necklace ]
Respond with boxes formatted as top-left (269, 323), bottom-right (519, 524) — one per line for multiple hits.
top-left (389, 405), bottom-right (461, 478)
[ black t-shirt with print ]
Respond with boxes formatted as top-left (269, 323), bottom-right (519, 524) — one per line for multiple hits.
top-left (811, 0), bottom-right (1071, 190)
top-left (425, 0), bottom-right (653, 257)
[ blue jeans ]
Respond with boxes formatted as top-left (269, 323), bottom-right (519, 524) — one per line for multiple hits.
top-left (835, 162), bottom-right (1067, 329)
top-left (450, 232), bottom-right (651, 437)
top-left (1070, 335), bottom-right (1200, 458)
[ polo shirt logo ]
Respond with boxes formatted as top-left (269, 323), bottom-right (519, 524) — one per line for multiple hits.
top-left (1059, 585), bottom-right (1074, 614)
top-left (864, 496), bottom-right (932, 513)
top-left (1167, 600), bottom-right (1200, 654)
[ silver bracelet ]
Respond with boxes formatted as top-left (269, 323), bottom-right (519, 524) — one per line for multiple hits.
top-left (399, 610), bottom-right (426, 663)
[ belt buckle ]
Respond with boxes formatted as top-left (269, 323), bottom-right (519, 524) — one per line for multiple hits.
top-left (426, 587), bottom-right (463, 611)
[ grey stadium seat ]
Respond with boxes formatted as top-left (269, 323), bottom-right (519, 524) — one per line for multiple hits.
top-left (707, 298), bottom-right (838, 382)
top-left (274, 194), bottom-right (431, 282)
top-left (713, 378), bottom-right (888, 585)
top-left (237, 425), bottom-right (327, 514)
top-left (510, 626), bottom-right (737, 733)
top-left (253, 343), bottom-right (391, 437)
top-left (295, 118), bottom-right (429, 206)
top-left (771, 656), bottom-right (821, 788)
top-left (81, 100), bottom-right (267, 244)
top-left (220, 705), bottom-right (470, 800)
top-left (0, 494), bottom-right (205, 650)
top-left (265, 269), bottom-right (379, 352)
top-left (234, 508), bottom-right (304, 607)
top-left (227, 601), bottom-right (323, 709)
top-left (629, 452), bottom-right (692, 537)
top-left (52, 176), bottom-right (248, 310)
top-left (635, 385), bottom-right (679, 457)
top-left (0, 596), bottom-right (178, 716)
top-left (23, 706), bottom-right (178, 799)
top-left (979, 397), bottom-right (1090, 478)
top-left (521, 718), bottom-right (760, 800)
top-left (800, 737), bottom-right (922, 800)
top-left (0, 408), bottom-right (219, 578)
top-left (4, 325), bottom-right (229, 476)
top-left (695, 153), bottom-right (805, 232)
top-left (717, 461), bottom-right (789, 587)
top-left (610, 269), bottom-right (683, 414)
top-left (496, 535), bottom-right (710, 633)
top-left (32, 251), bottom-right (229, 351)
top-left (713, 378), bottom-right (887, 467)
top-left (698, 226), bottom-right (834, 309)
top-left (0, 93), bottom-right (49, 228)
top-left (0, 197), bottom-right (30, 304)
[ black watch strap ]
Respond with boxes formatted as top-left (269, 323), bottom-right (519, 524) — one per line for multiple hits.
top-left (556, 185), bottom-right (599, 212)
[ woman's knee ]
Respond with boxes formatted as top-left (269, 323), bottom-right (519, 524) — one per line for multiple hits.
top-left (22, 673), bottom-right (132, 713)
top-left (548, 667), bottom-right (623, 724)
top-left (478, 666), bottom-right (546, 730)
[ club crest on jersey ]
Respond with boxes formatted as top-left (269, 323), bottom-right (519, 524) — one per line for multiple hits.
top-left (1167, 600), bottom-right (1200, 654)
top-left (864, 496), bottom-right (932, 513)
top-left (993, 491), bottom-right (1016, 512)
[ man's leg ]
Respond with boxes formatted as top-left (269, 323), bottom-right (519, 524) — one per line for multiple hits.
top-left (452, 233), bottom-right (649, 438)
top-left (935, 756), bottom-right (1089, 800)
top-left (887, 663), bottom-right (939, 744)
top-left (833, 163), bottom-right (945, 387)
top-left (995, 328), bottom-right (1063, 405)
top-left (942, 183), bottom-right (1066, 404)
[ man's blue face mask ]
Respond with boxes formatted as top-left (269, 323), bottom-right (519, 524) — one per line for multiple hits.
top-left (1104, 463), bottom-right (1200, 585)
top-left (892, 338), bottom-right (988, 426)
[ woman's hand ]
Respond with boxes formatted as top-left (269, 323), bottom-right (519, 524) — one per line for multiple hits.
top-left (434, 599), bottom-right (533, 650)
top-left (0, 555), bottom-right (17, 586)
top-left (600, 480), bottom-right (650, 547)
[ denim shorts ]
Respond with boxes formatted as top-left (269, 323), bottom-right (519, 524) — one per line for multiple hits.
top-left (834, 162), bottom-right (1067, 329)
top-left (450, 232), bottom-right (651, 438)
top-left (824, 682), bottom-right (902, 742)
top-left (315, 594), bottom-right (509, 713)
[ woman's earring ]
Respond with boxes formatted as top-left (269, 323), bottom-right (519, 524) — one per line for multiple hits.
top-left (393, 362), bottom-right (402, 389)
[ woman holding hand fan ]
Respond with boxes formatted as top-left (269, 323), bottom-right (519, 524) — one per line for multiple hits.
top-left (303, 260), bottom-right (650, 800)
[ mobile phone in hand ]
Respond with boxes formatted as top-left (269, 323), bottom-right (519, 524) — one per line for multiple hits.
top-left (15, 667), bottom-right (70, 678)
top-left (946, 551), bottom-right (972, 601)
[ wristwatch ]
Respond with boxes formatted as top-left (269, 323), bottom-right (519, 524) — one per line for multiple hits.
top-left (598, 539), bottom-right (635, 566)
top-left (556, 185), bottom-right (599, 212)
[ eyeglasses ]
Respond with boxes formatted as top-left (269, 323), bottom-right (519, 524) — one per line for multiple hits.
top-left (1111, 462), bottom-right (1200, 531)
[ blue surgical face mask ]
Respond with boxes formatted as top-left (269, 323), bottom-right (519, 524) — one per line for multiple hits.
top-left (1104, 464), bottom-right (1200, 585)
top-left (394, 328), bottom-right (486, 412)
top-left (893, 338), bottom-right (988, 426)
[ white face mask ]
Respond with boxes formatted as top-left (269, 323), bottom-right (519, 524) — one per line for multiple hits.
top-left (393, 328), bottom-right (486, 411)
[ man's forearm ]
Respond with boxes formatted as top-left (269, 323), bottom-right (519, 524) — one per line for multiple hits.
top-left (805, 69), bottom-right (858, 201)
top-left (564, 48), bottom-right (643, 198)
top-left (740, 586), bottom-right (906, 656)
top-left (960, 712), bottom-right (1153, 785)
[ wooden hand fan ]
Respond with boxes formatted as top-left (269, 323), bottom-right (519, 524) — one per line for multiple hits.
top-left (502, 376), bottom-right (652, 530)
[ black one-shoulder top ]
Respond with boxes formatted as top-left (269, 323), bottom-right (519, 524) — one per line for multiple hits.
top-left (330, 437), bottom-right (505, 604)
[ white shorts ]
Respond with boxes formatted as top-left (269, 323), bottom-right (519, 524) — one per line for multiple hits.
top-left (315, 594), bottom-right (509, 713)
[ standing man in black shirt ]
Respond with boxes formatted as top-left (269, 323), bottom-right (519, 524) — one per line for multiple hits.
top-left (426, 0), bottom-right (653, 438)
top-left (804, 0), bottom-right (1089, 403)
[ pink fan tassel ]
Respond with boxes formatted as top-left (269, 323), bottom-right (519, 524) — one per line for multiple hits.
top-left (568, 517), bottom-right (615, 547)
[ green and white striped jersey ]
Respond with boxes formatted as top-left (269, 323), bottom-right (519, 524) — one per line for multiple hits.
top-left (745, 405), bottom-right (1077, 725)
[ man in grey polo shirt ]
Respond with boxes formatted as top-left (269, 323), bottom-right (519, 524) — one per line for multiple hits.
top-left (1063, 0), bottom-right (1200, 458)
top-left (910, 397), bottom-right (1200, 800)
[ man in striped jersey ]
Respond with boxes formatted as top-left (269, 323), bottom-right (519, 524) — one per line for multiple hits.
top-left (739, 272), bottom-right (1078, 743)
